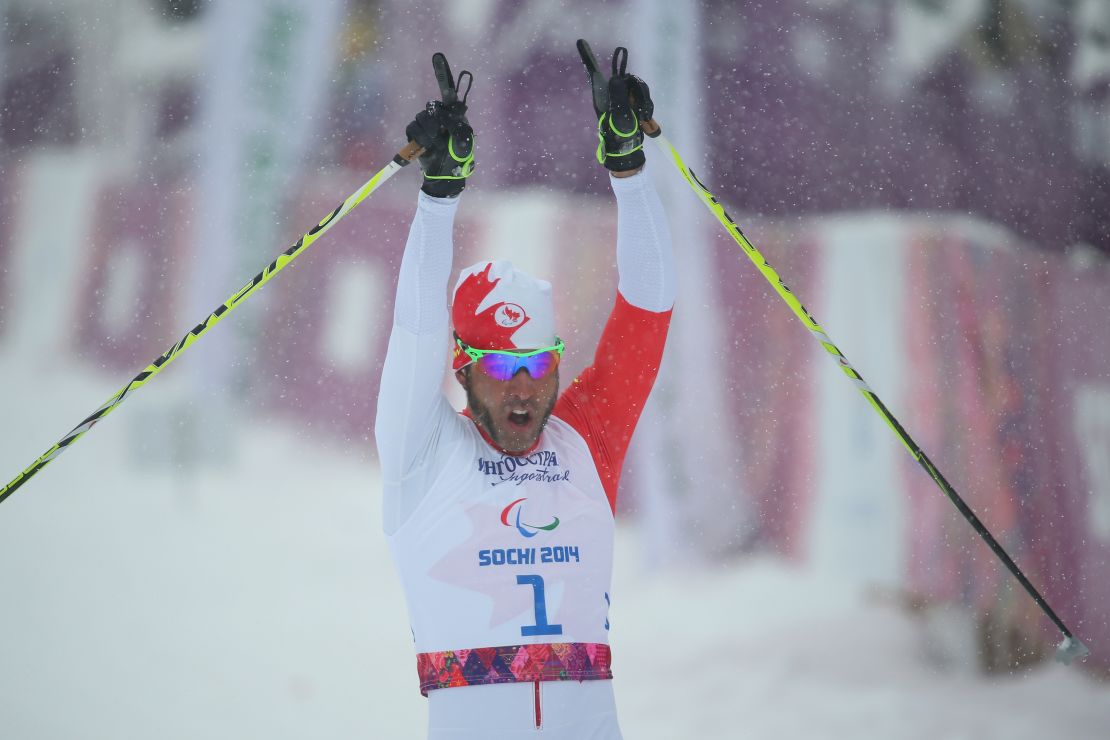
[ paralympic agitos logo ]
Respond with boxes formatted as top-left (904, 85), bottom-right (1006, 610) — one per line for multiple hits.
top-left (501, 497), bottom-right (559, 538)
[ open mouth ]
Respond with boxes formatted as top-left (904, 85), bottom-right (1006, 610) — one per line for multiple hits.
top-left (507, 409), bottom-right (532, 428)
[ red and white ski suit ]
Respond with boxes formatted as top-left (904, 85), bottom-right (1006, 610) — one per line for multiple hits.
top-left (376, 167), bottom-right (674, 739)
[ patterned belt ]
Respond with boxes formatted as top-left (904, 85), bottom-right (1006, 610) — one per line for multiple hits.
top-left (416, 642), bottom-right (612, 696)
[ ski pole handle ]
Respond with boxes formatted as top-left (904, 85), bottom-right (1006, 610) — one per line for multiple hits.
top-left (397, 140), bottom-right (425, 163)
top-left (641, 118), bottom-right (662, 138)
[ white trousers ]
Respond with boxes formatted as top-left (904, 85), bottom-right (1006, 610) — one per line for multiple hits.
top-left (426, 679), bottom-right (623, 739)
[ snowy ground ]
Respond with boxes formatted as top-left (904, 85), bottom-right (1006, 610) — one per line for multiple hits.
top-left (0, 354), bottom-right (1107, 740)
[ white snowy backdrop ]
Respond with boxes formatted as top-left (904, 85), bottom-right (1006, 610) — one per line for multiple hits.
top-left (1, 1), bottom-right (1109, 738)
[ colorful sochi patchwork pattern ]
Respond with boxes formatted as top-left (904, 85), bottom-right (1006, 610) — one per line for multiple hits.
top-left (416, 642), bottom-right (612, 696)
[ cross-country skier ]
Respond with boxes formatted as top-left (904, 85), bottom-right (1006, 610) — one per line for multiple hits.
top-left (375, 46), bottom-right (674, 739)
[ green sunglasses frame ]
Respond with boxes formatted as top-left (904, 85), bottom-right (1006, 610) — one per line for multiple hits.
top-left (456, 337), bottom-right (566, 364)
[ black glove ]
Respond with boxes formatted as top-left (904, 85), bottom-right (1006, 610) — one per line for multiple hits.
top-left (577, 41), bottom-right (656, 173)
top-left (405, 53), bottom-right (475, 198)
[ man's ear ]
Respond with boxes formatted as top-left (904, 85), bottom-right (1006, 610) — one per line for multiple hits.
top-left (454, 366), bottom-right (469, 389)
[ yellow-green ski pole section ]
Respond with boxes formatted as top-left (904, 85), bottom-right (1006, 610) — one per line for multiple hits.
top-left (0, 144), bottom-right (423, 506)
top-left (649, 129), bottom-right (1088, 665)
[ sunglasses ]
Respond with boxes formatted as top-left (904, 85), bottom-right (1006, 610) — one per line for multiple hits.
top-left (456, 337), bottom-right (565, 381)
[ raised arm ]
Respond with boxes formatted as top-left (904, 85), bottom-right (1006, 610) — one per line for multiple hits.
top-left (580, 39), bottom-right (675, 311)
top-left (375, 57), bottom-right (475, 533)
top-left (555, 44), bottom-right (675, 513)
top-left (375, 193), bottom-right (460, 487)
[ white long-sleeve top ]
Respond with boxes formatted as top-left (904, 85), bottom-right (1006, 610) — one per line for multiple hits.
top-left (374, 167), bottom-right (674, 739)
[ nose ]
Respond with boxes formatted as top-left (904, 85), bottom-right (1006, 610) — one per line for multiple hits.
top-left (506, 367), bottom-right (538, 397)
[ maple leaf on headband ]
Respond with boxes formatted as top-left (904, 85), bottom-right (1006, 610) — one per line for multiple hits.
top-left (452, 263), bottom-right (530, 349)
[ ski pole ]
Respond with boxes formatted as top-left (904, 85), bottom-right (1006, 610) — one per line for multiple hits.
top-left (647, 124), bottom-right (1089, 665)
top-left (0, 142), bottom-right (424, 507)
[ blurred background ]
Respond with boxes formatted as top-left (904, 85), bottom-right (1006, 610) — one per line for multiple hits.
top-left (1, 0), bottom-right (1108, 738)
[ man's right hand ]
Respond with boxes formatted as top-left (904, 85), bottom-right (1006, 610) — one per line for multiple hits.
top-left (406, 53), bottom-right (475, 198)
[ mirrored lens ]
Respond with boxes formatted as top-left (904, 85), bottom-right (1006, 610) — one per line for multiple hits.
top-left (522, 350), bottom-right (559, 379)
top-left (476, 351), bottom-right (560, 381)
top-left (476, 353), bottom-right (520, 381)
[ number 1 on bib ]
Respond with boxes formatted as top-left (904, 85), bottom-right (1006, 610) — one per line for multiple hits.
top-left (517, 574), bottom-right (563, 637)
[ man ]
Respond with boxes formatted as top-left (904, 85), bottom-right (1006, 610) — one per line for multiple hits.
top-left (375, 47), bottom-right (674, 739)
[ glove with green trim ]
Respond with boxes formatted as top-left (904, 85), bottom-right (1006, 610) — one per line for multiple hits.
top-left (580, 44), bottom-right (655, 173)
top-left (405, 54), bottom-right (475, 197)
top-left (406, 99), bottom-right (475, 198)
